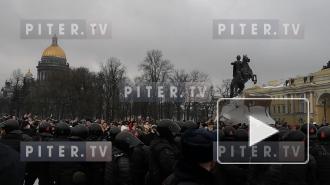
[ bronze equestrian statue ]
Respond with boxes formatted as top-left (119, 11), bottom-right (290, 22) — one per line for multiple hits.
top-left (230, 55), bottom-right (257, 97)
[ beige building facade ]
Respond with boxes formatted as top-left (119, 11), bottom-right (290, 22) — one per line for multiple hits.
top-left (245, 66), bottom-right (330, 125)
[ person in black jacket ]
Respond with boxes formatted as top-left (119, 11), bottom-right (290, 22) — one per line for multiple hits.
top-left (0, 142), bottom-right (25, 185)
top-left (278, 130), bottom-right (317, 185)
top-left (146, 119), bottom-right (181, 185)
top-left (163, 128), bottom-right (217, 185)
top-left (311, 126), bottom-right (330, 185)
top-left (105, 140), bottom-right (132, 185)
top-left (86, 123), bottom-right (105, 185)
top-left (0, 119), bottom-right (33, 184)
top-left (105, 131), bottom-right (149, 185)
top-left (50, 121), bottom-right (88, 185)
top-left (31, 120), bottom-right (54, 185)
top-left (214, 128), bottom-right (249, 185)
top-left (0, 119), bottom-right (32, 151)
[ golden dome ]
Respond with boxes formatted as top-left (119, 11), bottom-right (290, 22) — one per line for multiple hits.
top-left (42, 35), bottom-right (66, 59)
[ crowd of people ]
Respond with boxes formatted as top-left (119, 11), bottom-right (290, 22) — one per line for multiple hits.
top-left (0, 113), bottom-right (330, 185)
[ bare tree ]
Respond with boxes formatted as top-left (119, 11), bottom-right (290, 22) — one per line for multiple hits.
top-left (66, 67), bottom-right (98, 118)
top-left (10, 69), bottom-right (24, 116)
top-left (10, 69), bottom-right (24, 87)
top-left (217, 79), bottom-right (231, 98)
top-left (137, 50), bottom-right (174, 119)
top-left (189, 70), bottom-right (209, 82)
top-left (185, 70), bottom-right (210, 121)
top-left (170, 69), bottom-right (189, 120)
top-left (139, 49), bottom-right (173, 82)
top-left (100, 57), bottom-right (127, 120)
top-left (171, 69), bottom-right (190, 83)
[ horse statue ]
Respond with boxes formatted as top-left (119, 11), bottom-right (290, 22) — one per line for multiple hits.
top-left (230, 55), bottom-right (257, 97)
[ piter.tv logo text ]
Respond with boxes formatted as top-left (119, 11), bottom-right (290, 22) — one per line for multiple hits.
top-left (213, 19), bottom-right (304, 39)
top-left (20, 19), bottom-right (111, 39)
top-left (216, 141), bottom-right (305, 163)
top-left (20, 142), bottom-right (112, 162)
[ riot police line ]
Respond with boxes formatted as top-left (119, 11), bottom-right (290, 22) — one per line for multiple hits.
top-left (0, 114), bottom-right (330, 185)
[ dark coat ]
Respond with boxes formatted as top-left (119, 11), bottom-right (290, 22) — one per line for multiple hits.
top-left (146, 137), bottom-right (179, 185)
top-left (0, 142), bottom-right (25, 185)
top-left (163, 160), bottom-right (215, 185)
top-left (104, 147), bottom-right (131, 185)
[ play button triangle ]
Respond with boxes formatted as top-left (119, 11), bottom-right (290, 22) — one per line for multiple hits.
top-left (249, 116), bottom-right (279, 147)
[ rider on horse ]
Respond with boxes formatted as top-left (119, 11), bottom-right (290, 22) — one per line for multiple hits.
top-left (230, 55), bottom-right (257, 97)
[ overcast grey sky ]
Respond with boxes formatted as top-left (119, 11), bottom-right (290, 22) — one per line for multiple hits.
top-left (0, 0), bottom-right (329, 87)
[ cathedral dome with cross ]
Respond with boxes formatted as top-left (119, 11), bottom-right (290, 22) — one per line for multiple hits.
top-left (37, 35), bottom-right (70, 80)
top-left (42, 35), bottom-right (66, 59)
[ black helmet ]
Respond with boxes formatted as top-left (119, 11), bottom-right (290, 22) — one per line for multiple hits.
top-left (71, 124), bottom-right (89, 139)
top-left (108, 127), bottom-right (121, 141)
top-left (89, 123), bottom-right (103, 137)
top-left (278, 127), bottom-right (289, 141)
top-left (283, 130), bottom-right (306, 141)
top-left (38, 120), bottom-right (52, 134)
top-left (0, 119), bottom-right (19, 132)
top-left (222, 126), bottom-right (236, 141)
top-left (181, 120), bottom-right (198, 132)
top-left (72, 171), bottom-right (87, 185)
top-left (54, 122), bottom-right (71, 137)
top-left (300, 123), bottom-right (317, 139)
top-left (236, 55), bottom-right (241, 60)
top-left (181, 128), bottom-right (215, 163)
top-left (115, 131), bottom-right (142, 152)
top-left (317, 126), bottom-right (330, 141)
top-left (157, 119), bottom-right (181, 138)
top-left (235, 129), bottom-right (248, 141)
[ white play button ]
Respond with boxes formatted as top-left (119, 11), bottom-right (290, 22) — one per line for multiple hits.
top-left (249, 116), bottom-right (279, 147)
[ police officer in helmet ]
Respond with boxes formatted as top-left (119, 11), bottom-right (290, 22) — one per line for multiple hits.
top-left (146, 119), bottom-right (181, 185)
top-left (311, 126), bottom-right (330, 185)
